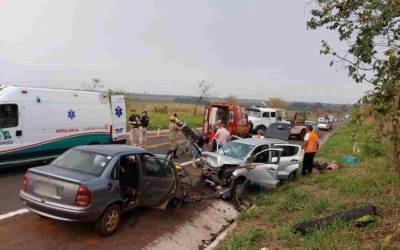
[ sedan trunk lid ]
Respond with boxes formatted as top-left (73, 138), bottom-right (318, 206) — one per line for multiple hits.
top-left (25, 165), bottom-right (95, 206)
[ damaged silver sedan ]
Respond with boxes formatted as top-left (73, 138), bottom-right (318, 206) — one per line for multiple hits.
top-left (19, 145), bottom-right (185, 237)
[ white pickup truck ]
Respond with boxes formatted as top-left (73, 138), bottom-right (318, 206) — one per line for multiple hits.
top-left (246, 107), bottom-right (284, 134)
top-left (247, 107), bottom-right (307, 140)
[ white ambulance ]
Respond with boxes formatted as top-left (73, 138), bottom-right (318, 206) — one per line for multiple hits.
top-left (0, 86), bottom-right (127, 167)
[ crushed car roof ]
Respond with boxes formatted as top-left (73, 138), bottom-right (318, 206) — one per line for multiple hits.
top-left (74, 145), bottom-right (147, 156)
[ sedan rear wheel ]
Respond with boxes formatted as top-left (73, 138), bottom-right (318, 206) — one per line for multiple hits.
top-left (95, 204), bottom-right (121, 237)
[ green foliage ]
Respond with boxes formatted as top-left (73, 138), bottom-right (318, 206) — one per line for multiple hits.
top-left (307, 0), bottom-right (400, 112)
top-left (313, 197), bottom-right (333, 214)
top-left (277, 189), bottom-right (312, 212)
top-left (238, 206), bottom-right (262, 221)
top-left (125, 100), bottom-right (203, 130)
top-left (216, 228), bottom-right (264, 250)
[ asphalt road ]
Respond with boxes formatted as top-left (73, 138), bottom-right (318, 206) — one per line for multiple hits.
top-left (0, 127), bottom-right (333, 250)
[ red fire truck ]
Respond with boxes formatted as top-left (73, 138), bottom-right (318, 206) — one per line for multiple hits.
top-left (201, 102), bottom-right (249, 141)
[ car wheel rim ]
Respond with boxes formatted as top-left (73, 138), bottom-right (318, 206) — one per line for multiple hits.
top-left (105, 210), bottom-right (119, 232)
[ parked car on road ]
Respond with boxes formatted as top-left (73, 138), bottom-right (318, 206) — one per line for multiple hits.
top-left (247, 107), bottom-right (280, 134)
top-left (317, 121), bottom-right (332, 131)
top-left (328, 115), bottom-right (337, 122)
top-left (305, 120), bottom-right (317, 132)
top-left (200, 138), bottom-right (302, 201)
top-left (19, 145), bottom-right (185, 237)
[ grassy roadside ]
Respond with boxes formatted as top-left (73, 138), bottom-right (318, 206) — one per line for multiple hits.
top-left (217, 120), bottom-right (400, 249)
top-left (125, 100), bottom-right (203, 130)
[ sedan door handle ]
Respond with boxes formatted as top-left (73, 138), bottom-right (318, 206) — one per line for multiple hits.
top-left (291, 159), bottom-right (299, 163)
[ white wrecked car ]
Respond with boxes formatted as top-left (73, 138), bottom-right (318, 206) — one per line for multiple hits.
top-left (200, 138), bottom-right (302, 201)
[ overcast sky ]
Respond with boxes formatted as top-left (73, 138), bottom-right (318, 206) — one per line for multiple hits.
top-left (0, 0), bottom-right (372, 104)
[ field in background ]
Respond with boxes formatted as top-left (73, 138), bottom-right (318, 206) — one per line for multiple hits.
top-left (126, 100), bottom-right (203, 130)
top-left (124, 99), bottom-right (346, 131)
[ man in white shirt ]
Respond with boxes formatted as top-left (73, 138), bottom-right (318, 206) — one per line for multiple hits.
top-left (215, 120), bottom-right (231, 148)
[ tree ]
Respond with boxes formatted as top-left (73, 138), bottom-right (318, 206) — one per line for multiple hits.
top-left (266, 97), bottom-right (286, 109)
top-left (307, 0), bottom-right (400, 176)
top-left (225, 95), bottom-right (237, 104)
top-left (194, 80), bottom-right (213, 115)
top-left (81, 78), bottom-right (104, 91)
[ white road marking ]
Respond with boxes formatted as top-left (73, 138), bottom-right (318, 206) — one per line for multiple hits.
top-left (0, 208), bottom-right (29, 222)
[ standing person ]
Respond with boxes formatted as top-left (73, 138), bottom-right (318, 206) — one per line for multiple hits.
top-left (168, 116), bottom-right (180, 159)
top-left (172, 112), bottom-right (180, 123)
top-left (139, 111), bottom-right (149, 146)
top-left (252, 129), bottom-right (265, 139)
top-left (208, 127), bottom-right (218, 151)
top-left (214, 120), bottom-right (231, 148)
top-left (190, 129), bottom-right (204, 167)
top-left (301, 125), bottom-right (319, 175)
top-left (129, 109), bottom-right (141, 146)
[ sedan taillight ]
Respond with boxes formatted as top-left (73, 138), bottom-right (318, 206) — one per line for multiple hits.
top-left (22, 172), bottom-right (29, 192)
top-left (75, 186), bottom-right (91, 207)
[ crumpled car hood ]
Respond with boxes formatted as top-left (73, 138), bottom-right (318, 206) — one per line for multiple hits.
top-left (202, 151), bottom-right (244, 167)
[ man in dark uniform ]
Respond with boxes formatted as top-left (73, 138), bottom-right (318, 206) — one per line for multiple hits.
top-left (129, 109), bottom-right (141, 146)
top-left (139, 111), bottom-right (149, 146)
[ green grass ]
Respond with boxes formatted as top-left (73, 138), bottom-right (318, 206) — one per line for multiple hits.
top-left (125, 100), bottom-right (203, 130)
top-left (216, 228), bottom-right (264, 250)
top-left (217, 119), bottom-right (400, 249)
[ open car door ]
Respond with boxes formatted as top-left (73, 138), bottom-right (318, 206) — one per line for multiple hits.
top-left (273, 144), bottom-right (302, 179)
top-left (266, 122), bottom-right (292, 141)
top-left (138, 154), bottom-right (177, 207)
top-left (246, 148), bottom-right (283, 189)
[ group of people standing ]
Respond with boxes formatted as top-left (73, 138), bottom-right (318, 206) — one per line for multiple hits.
top-left (129, 109), bottom-right (150, 146)
top-left (168, 117), bottom-right (232, 167)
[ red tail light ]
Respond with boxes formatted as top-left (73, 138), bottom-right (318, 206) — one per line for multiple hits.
top-left (22, 172), bottom-right (29, 192)
top-left (75, 186), bottom-right (91, 207)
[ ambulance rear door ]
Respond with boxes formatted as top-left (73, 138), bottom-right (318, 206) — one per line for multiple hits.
top-left (110, 95), bottom-right (127, 143)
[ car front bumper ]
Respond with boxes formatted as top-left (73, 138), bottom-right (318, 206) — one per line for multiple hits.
top-left (19, 191), bottom-right (101, 222)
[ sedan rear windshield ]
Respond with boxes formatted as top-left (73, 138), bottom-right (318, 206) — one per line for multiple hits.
top-left (52, 149), bottom-right (112, 176)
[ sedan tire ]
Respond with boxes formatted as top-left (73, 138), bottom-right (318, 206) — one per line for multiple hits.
top-left (233, 179), bottom-right (249, 209)
top-left (95, 204), bottom-right (121, 237)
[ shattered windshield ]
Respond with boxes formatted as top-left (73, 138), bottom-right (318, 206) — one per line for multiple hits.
top-left (218, 142), bottom-right (255, 160)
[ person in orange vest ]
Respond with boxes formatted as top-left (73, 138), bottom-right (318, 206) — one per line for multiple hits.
top-left (301, 125), bottom-right (319, 175)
